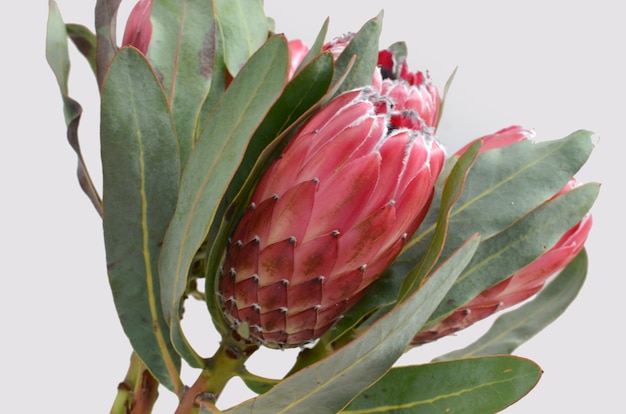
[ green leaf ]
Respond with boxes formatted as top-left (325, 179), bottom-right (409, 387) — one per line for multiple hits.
top-left (343, 356), bottom-right (542, 413)
top-left (435, 66), bottom-right (458, 132)
top-left (149, 0), bottom-right (216, 167)
top-left (66, 23), bottom-right (97, 74)
top-left (46, 0), bottom-right (103, 216)
top-left (437, 249), bottom-right (588, 360)
top-left (95, 0), bottom-right (122, 87)
top-left (224, 235), bottom-right (480, 414)
top-left (214, 0), bottom-right (269, 76)
top-left (295, 18), bottom-right (329, 73)
top-left (238, 368), bottom-right (280, 395)
top-left (332, 12), bottom-right (382, 94)
top-left (100, 47), bottom-right (182, 392)
top-left (158, 35), bottom-right (288, 363)
top-left (406, 131), bottom-right (596, 266)
top-left (195, 7), bottom-right (228, 139)
top-left (428, 182), bottom-right (599, 325)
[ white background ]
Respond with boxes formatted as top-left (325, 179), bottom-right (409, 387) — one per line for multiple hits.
top-left (2, 0), bottom-right (623, 412)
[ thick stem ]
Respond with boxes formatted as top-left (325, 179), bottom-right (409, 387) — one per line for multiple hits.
top-left (110, 352), bottom-right (159, 414)
top-left (175, 332), bottom-right (258, 413)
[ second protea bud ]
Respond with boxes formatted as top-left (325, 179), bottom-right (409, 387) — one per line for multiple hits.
top-left (411, 127), bottom-right (593, 345)
top-left (218, 84), bottom-right (445, 348)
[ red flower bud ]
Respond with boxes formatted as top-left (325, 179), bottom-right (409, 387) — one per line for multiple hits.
top-left (219, 83), bottom-right (445, 348)
top-left (122, 0), bottom-right (153, 54)
top-left (411, 127), bottom-right (592, 345)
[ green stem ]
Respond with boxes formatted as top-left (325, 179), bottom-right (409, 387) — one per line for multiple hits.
top-left (175, 332), bottom-right (258, 413)
top-left (110, 352), bottom-right (159, 414)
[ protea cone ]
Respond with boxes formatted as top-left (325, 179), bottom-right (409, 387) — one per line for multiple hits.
top-left (411, 127), bottom-right (592, 345)
top-left (122, 0), bottom-right (153, 54)
top-left (218, 70), bottom-right (445, 347)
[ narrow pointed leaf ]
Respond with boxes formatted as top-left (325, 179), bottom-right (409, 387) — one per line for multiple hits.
top-left (225, 235), bottom-right (480, 414)
top-left (238, 368), bottom-right (280, 395)
top-left (332, 12), bottom-right (382, 94)
top-left (437, 249), bottom-right (588, 360)
top-left (66, 23), bottom-right (97, 74)
top-left (295, 18), bottom-right (329, 73)
top-left (101, 47), bottom-right (182, 392)
top-left (344, 356), bottom-right (542, 413)
top-left (95, 0), bottom-right (122, 87)
top-left (214, 0), bottom-right (269, 76)
top-left (148, 0), bottom-right (216, 166)
top-left (435, 66), bottom-right (457, 132)
top-left (195, 7), bottom-right (228, 137)
top-left (46, 0), bottom-right (103, 216)
top-left (159, 36), bottom-right (288, 361)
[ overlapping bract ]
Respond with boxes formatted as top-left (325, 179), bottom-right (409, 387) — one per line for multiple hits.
top-left (411, 126), bottom-right (592, 345)
top-left (218, 66), bottom-right (445, 347)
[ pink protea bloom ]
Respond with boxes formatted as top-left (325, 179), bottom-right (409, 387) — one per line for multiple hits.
top-left (411, 127), bottom-right (592, 345)
top-left (122, 0), bottom-right (153, 54)
top-left (219, 84), bottom-right (445, 347)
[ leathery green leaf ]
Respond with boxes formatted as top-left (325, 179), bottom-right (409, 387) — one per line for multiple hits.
top-left (344, 356), bottom-right (542, 413)
top-left (66, 23), bottom-right (97, 74)
top-left (224, 236), bottom-right (480, 414)
top-left (149, 0), bottom-right (216, 167)
top-left (332, 12), bottom-right (382, 94)
top-left (294, 17), bottom-right (329, 73)
top-left (406, 130), bottom-right (595, 268)
top-left (101, 47), bottom-right (181, 392)
top-left (95, 0), bottom-right (122, 87)
top-left (214, 0), bottom-right (269, 76)
top-left (158, 35), bottom-right (288, 359)
top-left (46, 1), bottom-right (102, 215)
top-left (437, 249), bottom-right (588, 360)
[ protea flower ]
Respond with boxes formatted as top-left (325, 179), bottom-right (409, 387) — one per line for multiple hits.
top-left (218, 77), bottom-right (445, 347)
top-left (122, 0), bottom-right (153, 54)
top-left (411, 126), bottom-right (592, 345)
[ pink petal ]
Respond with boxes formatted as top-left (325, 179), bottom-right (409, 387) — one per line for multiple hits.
top-left (292, 232), bottom-right (339, 285)
top-left (321, 268), bottom-right (364, 307)
top-left (267, 179), bottom-right (317, 245)
top-left (334, 203), bottom-right (396, 275)
top-left (307, 152), bottom-right (380, 240)
top-left (257, 239), bottom-right (295, 287)
top-left (296, 114), bottom-right (384, 184)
